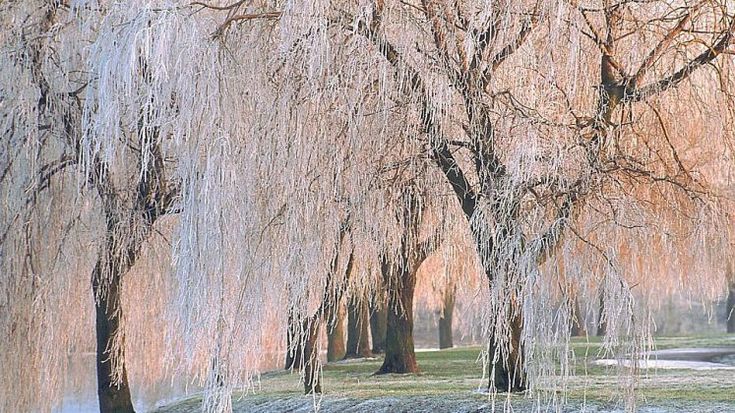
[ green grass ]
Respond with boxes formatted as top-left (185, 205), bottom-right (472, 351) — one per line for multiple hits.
top-left (248, 347), bottom-right (487, 399)
top-left (156, 335), bottom-right (735, 412)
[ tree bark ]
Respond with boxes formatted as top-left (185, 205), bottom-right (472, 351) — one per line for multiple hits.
top-left (370, 291), bottom-right (388, 354)
top-left (92, 261), bottom-right (135, 413)
top-left (344, 297), bottom-right (372, 358)
top-left (488, 307), bottom-right (526, 393)
top-left (438, 285), bottom-right (455, 349)
top-left (376, 261), bottom-right (419, 374)
top-left (327, 298), bottom-right (347, 362)
top-left (302, 317), bottom-right (322, 394)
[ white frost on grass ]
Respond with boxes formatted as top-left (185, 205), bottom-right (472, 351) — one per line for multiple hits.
top-left (594, 347), bottom-right (735, 370)
top-left (594, 359), bottom-right (735, 370)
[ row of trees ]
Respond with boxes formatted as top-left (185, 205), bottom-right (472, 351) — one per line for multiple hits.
top-left (2, 0), bottom-right (735, 412)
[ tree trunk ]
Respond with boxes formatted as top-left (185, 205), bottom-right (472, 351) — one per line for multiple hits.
top-left (86, 117), bottom-right (169, 413)
top-left (327, 299), bottom-right (346, 362)
top-left (376, 263), bottom-right (418, 374)
top-left (344, 297), bottom-right (372, 358)
top-left (303, 317), bottom-right (322, 394)
top-left (597, 292), bottom-right (607, 337)
top-left (285, 314), bottom-right (322, 393)
top-left (488, 307), bottom-right (525, 393)
top-left (285, 311), bottom-right (303, 370)
top-left (92, 261), bottom-right (135, 413)
top-left (370, 297), bottom-right (388, 354)
top-left (570, 297), bottom-right (586, 337)
top-left (727, 277), bottom-right (735, 334)
top-left (438, 286), bottom-right (455, 349)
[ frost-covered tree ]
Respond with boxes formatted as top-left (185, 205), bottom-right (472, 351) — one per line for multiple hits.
top-left (9, 6), bottom-right (162, 413)
top-left (377, 182), bottom-right (441, 374)
top-left (1, 2), bottom-right (183, 411)
top-left (3, 1), bottom-right (735, 413)
top-left (292, 0), bottom-right (735, 392)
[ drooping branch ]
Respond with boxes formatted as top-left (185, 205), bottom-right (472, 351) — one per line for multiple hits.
top-left (0, 155), bottom-right (77, 248)
top-left (319, 223), bottom-right (353, 320)
top-left (470, 10), bottom-right (502, 72)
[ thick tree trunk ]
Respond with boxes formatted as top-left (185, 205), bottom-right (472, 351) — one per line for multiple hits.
top-left (488, 308), bottom-right (526, 393)
top-left (327, 299), bottom-right (346, 362)
top-left (370, 297), bottom-right (388, 354)
top-left (376, 264), bottom-right (418, 374)
top-left (344, 298), bottom-right (372, 358)
top-left (438, 286), bottom-right (455, 349)
top-left (727, 278), bottom-right (735, 334)
top-left (303, 317), bottom-right (322, 394)
top-left (92, 262), bottom-right (135, 413)
top-left (570, 297), bottom-right (587, 337)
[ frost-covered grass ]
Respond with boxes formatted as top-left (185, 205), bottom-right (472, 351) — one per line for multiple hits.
top-left (567, 335), bottom-right (735, 405)
top-left (155, 335), bottom-right (735, 412)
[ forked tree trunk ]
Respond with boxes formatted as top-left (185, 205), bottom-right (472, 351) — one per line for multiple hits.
top-left (327, 298), bottom-right (347, 362)
top-left (86, 114), bottom-right (169, 413)
top-left (727, 278), bottom-right (735, 334)
top-left (488, 307), bottom-right (525, 393)
top-left (344, 298), bottom-right (372, 358)
top-left (570, 297), bottom-right (587, 337)
top-left (376, 263), bottom-right (418, 374)
top-left (303, 317), bottom-right (322, 394)
top-left (438, 285), bottom-right (455, 349)
top-left (92, 261), bottom-right (135, 413)
top-left (370, 293), bottom-right (388, 354)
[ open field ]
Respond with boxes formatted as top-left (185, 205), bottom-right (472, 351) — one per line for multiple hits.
top-left (155, 335), bottom-right (735, 412)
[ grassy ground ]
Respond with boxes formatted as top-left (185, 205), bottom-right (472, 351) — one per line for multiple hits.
top-left (156, 335), bottom-right (735, 412)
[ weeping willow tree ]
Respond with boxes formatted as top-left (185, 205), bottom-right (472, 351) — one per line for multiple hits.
top-left (250, 0), bottom-right (735, 394)
top-left (1, 0), bottom-right (450, 410)
top-left (1, 2), bottom-right (191, 411)
top-left (2, 1), bottom-right (735, 413)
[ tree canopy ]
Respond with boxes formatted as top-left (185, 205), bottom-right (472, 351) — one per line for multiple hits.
top-left (1, 1), bottom-right (734, 412)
